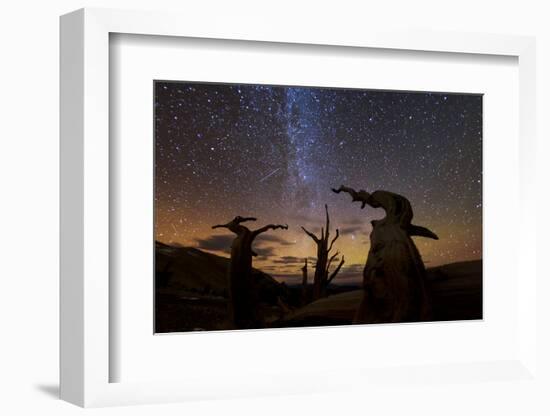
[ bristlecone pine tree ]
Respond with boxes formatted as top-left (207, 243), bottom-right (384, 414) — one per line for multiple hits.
top-left (332, 185), bottom-right (438, 324)
top-left (212, 216), bottom-right (288, 329)
top-left (301, 258), bottom-right (309, 305)
top-left (301, 205), bottom-right (345, 301)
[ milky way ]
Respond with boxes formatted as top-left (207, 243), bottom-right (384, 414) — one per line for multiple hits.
top-left (155, 81), bottom-right (482, 283)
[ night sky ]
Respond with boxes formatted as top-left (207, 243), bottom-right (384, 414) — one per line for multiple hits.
top-left (155, 82), bottom-right (482, 284)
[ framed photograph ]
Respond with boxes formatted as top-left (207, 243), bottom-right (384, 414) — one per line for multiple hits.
top-left (60, 8), bottom-right (538, 408)
top-left (153, 80), bottom-right (482, 333)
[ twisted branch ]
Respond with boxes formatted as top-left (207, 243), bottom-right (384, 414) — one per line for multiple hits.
top-left (328, 229), bottom-right (339, 252)
top-left (332, 185), bottom-right (371, 209)
top-left (327, 251), bottom-right (340, 271)
top-left (253, 223), bottom-right (288, 237)
top-left (327, 256), bottom-right (345, 285)
top-left (212, 216), bottom-right (257, 230)
top-left (301, 226), bottom-right (320, 243)
top-left (324, 204), bottom-right (330, 240)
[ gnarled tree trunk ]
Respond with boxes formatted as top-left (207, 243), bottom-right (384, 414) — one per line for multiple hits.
top-left (212, 216), bottom-right (288, 329)
top-left (332, 186), bottom-right (438, 324)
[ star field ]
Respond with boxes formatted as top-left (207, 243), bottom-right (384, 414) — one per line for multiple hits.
top-left (155, 81), bottom-right (482, 284)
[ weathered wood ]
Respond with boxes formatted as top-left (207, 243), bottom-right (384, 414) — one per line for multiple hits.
top-left (212, 216), bottom-right (288, 329)
top-left (333, 185), bottom-right (438, 324)
top-left (301, 205), bottom-right (345, 301)
top-left (279, 260), bottom-right (482, 327)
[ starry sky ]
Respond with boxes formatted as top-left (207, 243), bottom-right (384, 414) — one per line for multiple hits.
top-left (155, 81), bottom-right (482, 284)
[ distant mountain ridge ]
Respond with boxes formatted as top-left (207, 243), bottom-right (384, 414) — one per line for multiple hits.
top-left (155, 241), bottom-right (288, 303)
top-left (279, 259), bottom-right (483, 326)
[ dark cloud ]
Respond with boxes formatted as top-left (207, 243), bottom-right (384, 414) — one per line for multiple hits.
top-left (195, 232), bottom-right (286, 258)
top-left (272, 255), bottom-right (305, 265)
top-left (254, 246), bottom-right (276, 257)
top-left (338, 263), bottom-right (364, 278)
top-left (281, 255), bottom-right (303, 261)
top-left (255, 234), bottom-right (294, 246)
top-left (194, 234), bottom-right (233, 253)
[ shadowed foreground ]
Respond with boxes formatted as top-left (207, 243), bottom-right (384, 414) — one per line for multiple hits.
top-left (155, 241), bottom-right (482, 332)
top-left (279, 260), bottom-right (482, 327)
top-left (155, 241), bottom-right (291, 332)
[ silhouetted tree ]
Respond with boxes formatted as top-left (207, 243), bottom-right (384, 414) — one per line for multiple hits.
top-left (301, 258), bottom-right (309, 304)
top-left (212, 216), bottom-right (288, 329)
top-left (301, 205), bottom-right (345, 300)
top-left (332, 185), bottom-right (438, 324)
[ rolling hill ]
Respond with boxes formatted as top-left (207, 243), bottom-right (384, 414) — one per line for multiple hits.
top-left (155, 241), bottom-right (482, 331)
top-left (279, 260), bottom-right (482, 326)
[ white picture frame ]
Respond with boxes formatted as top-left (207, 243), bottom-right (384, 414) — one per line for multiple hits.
top-left (60, 7), bottom-right (538, 408)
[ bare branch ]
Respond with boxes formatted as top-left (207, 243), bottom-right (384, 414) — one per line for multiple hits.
top-left (301, 226), bottom-right (320, 243)
top-left (328, 251), bottom-right (339, 266)
top-left (328, 228), bottom-right (339, 252)
top-left (253, 223), bottom-right (288, 237)
top-left (332, 185), bottom-right (371, 209)
top-left (407, 224), bottom-right (439, 240)
top-left (212, 216), bottom-right (257, 230)
top-left (235, 216), bottom-right (257, 224)
top-left (324, 204), bottom-right (330, 240)
top-left (326, 251), bottom-right (339, 275)
top-left (332, 185), bottom-right (358, 197)
top-left (301, 202), bottom-right (345, 300)
top-left (301, 258), bottom-right (308, 289)
top-left (327, 256), bottom-right (345, 285)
